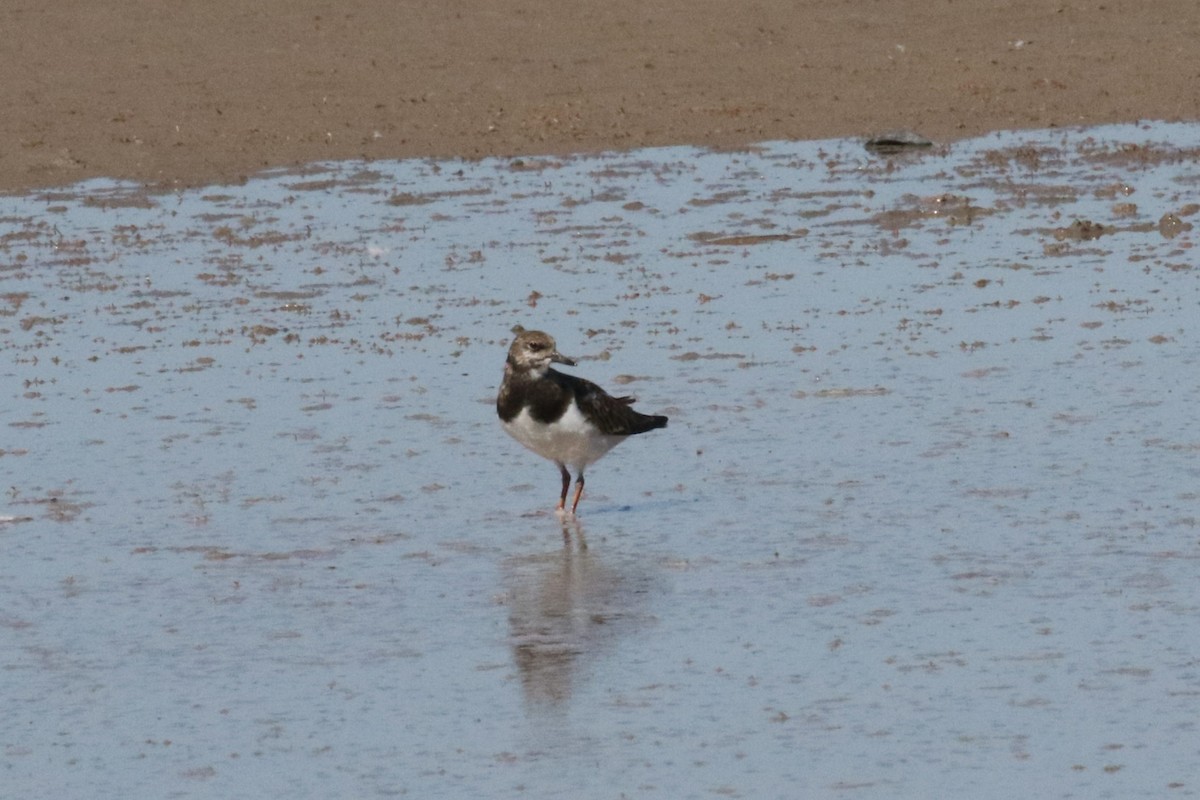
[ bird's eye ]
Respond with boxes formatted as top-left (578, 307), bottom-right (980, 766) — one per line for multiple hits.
top-left (529, 343), bottom-right (544, 351)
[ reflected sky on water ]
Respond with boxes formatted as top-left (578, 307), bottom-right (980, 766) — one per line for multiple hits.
top-left (2, 121), bottom-right (1199, 798)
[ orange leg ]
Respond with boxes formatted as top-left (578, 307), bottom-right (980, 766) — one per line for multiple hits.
top-left (570, 474), bottom-right (585, 514)
top-left (556, 463), bottom-right (571, 511)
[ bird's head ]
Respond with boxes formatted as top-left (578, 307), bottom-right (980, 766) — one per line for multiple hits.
top-left (506, 330), bottom-right (576, 375)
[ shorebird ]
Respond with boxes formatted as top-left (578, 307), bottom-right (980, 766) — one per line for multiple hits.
top-left (497, 330), bottom-right (668, 514)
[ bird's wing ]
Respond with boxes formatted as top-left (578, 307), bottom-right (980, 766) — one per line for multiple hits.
top-left (568, 375), bottom-right (667, 436)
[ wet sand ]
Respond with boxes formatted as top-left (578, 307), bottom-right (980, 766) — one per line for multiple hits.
top-left (3, 0), bottom-right (1197, 193)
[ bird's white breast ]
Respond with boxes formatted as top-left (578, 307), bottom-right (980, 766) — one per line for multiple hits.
top-left (502, 403), bottom-right (625, 471)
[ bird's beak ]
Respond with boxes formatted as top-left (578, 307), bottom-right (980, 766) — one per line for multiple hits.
top-left (551, 350), bottom-right (577, 367)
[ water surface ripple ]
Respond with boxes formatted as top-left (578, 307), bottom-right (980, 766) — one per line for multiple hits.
top-left (2, 122), bottom-right (1199, 798)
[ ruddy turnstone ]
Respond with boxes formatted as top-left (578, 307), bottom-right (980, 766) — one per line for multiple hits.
top-left (497, 330), bottom-right (668, 514)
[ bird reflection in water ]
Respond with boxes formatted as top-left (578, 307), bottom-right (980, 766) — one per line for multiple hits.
top-left (505, 518), bottom-right (647, 707)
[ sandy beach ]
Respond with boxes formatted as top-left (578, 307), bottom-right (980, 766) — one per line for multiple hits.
top-left (2, 0), bottom-right (1197, 192)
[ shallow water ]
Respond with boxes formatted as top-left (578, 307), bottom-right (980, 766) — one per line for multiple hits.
top-left (2, 122), bottom-right (1199, 798)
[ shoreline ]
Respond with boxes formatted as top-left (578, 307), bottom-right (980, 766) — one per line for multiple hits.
top-left (3, 0), bottom-right (1196, 194)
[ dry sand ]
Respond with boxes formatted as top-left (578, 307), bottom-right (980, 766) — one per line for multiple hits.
top-left (3, 0), bottom-right (1197, 193)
